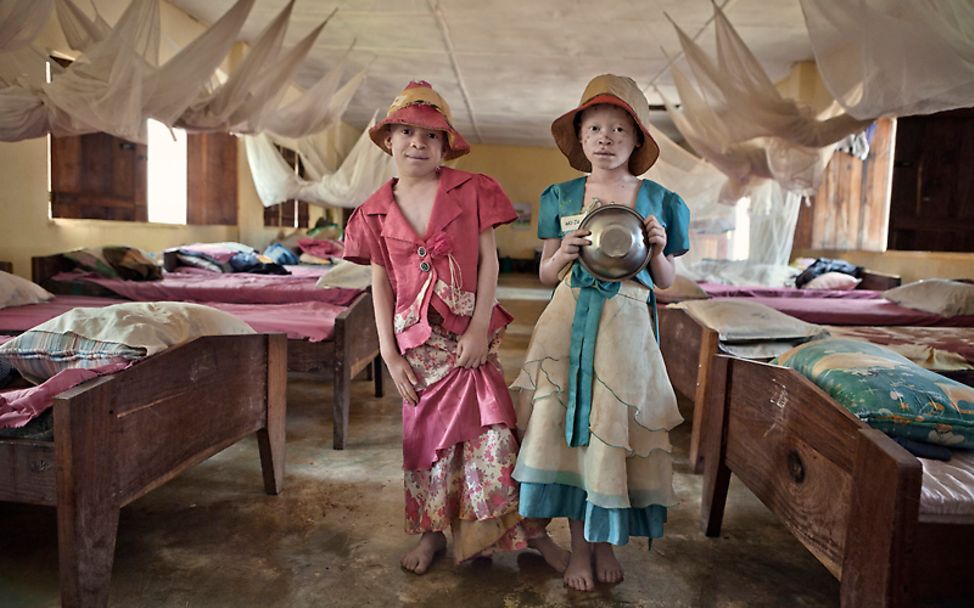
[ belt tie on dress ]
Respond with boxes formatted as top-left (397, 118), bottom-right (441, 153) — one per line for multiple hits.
top-left (566, 264), bottom-right (620, 448)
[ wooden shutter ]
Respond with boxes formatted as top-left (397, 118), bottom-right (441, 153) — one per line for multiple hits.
top-left (792, 117), bottom-right (895, 252)
top-left (887, 108), bottom-right (974, 252)
top-left (50, 132), bottom-right (148, 221)
top-left (186, 131), bottom-right (238, 225)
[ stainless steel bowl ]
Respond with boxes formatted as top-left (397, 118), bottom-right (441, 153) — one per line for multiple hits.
top-left (577, 204), bottom-right (650, 281)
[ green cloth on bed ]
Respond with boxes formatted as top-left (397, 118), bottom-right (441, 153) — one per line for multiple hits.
top-left (775, 338), bottom-right (974, 449)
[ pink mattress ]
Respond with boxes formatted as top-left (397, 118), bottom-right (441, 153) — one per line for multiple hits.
top-left (0, 296), bottom-right (343, 342)
top-left (50, 267), bottom-right (359, 306)
top-left (747, 296), bottom-right (974, 327)
top-left (699, 283), bottom-right (883, 299)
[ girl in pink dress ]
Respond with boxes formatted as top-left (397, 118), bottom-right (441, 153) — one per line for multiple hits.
top-left (343, 80), bottom-right (567, 575)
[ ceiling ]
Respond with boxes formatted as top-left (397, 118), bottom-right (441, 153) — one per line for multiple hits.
top-left (169, 0), bottom-right (816, 147)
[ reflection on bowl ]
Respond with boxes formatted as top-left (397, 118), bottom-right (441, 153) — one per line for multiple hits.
top-left (578, 204), bottom-right (650, 282)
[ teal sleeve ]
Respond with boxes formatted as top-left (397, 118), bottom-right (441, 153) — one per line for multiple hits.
top-left (663, 192), bottom-right (690, 257)
top-left (537, 184), bottom-right (561, 239)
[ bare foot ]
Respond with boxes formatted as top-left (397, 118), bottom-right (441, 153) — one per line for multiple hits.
top-left (401, 532), bottom-right (447, 575)
top-left (593, 542), bottom-right (624, 584)
top-left (527, 533), bottom-right (571, 573)
top-left (563, 546), bottom-right (594, 591)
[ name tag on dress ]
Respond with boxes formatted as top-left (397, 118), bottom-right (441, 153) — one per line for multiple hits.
top-left (560, 213), bottom-right (585, 234)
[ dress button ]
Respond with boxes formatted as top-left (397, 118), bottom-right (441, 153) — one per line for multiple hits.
top-left (420, 261), bottom-right (431, 272)
top-left (417, 246), bottom-right (427, 258)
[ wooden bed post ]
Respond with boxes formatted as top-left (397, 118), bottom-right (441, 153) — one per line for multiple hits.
top-left (373, 355), bottom-right (384, 398)
top-left (700, 354), bottom-right (732, 537)
top-left (839, 428), bottom-right (921, 608)
top-left (689, 326), bottom-right (719, 473)
top-left (257, 334), bottom-right (288, 495)
top-left (54, 382), bottom-right (119, 608)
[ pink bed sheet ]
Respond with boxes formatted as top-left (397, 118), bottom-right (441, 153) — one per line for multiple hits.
top-left (745, 296), bottom-right (974, 327)
top-left (0, 296), bottom-right (341, 342)
top-left (51, 266), bottom-right (358, 306)
top-left (0, 361), bottom-right (130, 429)
top-left (698, 282), bottom-right (883, 299)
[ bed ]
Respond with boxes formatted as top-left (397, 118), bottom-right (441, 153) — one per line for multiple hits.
top-left (698, 354), bottom-right (974, 607)
top-left (659, 302), bottom-right (974, 472)
top-left (31, 254), bottom-right (382, 449)
top-left (0, 332), bottom-right (287, 607)
top-left (656, 268), bottom-right (902, 304)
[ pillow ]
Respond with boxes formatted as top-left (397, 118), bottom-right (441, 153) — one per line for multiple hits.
top-left (0, 271), bottom-right (54, 309)
top-left (674, 299), bottom-right (826, 343)
top-left (655, 274), bottom-right (709, 301)
top-left (803, 271), bottom-right (861, 291)
top-left (62, 248), bottom-right (119, 278)
top-left (0, 302), bottom-right (254, 383)
top-left (776, 338), bottom-right (974, 449)
top-left (316, 260), bottom-right (372, 290)
top-left (883, 279), bottom-right (974, 317)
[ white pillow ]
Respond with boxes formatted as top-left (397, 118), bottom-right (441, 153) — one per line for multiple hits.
top-left (674, 299), bottom-right (826, 342)
top-left (0, 271), bottom-right (54, 309)
top-left (883, 279), bottom-right (974, 317)
top-left (655, 274), bottom-right (709, 300)
top-left (804, 271), bottom-right (861, 291)
top-left (316, 260), bottom-right (372, 290)
top-left (15, 302), bottom-right (254, 356)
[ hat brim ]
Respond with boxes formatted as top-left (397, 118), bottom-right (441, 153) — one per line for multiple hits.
top-left (368, 105), bottom-right (470, 160)
top-left (551, 94), bottom-right (660, 175)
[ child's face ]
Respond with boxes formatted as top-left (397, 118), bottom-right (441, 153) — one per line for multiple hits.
top-left (578, 104), bottom-right (640, 173)
top-left (385, 124), bottom-right (446, 178)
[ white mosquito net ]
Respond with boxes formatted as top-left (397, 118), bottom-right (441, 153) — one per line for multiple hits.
top-left (800, 0), bottom-right (974, 120)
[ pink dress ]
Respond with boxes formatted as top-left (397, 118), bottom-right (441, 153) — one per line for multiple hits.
top-left (344, 167), bottom-right (539, 560)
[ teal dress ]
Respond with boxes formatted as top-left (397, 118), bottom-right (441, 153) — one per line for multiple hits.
top-left (511, 177), bottom-right (689, 545)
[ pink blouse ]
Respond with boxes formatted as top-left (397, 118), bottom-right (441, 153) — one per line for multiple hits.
top-left (344, 167), bottom-right (518, 352)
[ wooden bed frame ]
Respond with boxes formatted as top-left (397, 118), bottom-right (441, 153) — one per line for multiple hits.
top-left (659, 267), bottom-right (899, 471)
top-left (699, 355), bottom-right (974, 607)
top-left (0, 261), bottom-right (12, 273)
top-left (31, 254), bottom-right (382, 450)
top-left (0, 332), bottom-right (287, 607)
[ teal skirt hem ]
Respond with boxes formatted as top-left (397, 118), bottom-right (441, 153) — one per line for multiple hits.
top-left (519, 482), bottom-right (667, 546)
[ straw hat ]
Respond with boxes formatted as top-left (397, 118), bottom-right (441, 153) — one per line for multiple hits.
top-left (550, 74), bottom-right (660, 175)
top-left (369, 80), bottom-right (470, 160)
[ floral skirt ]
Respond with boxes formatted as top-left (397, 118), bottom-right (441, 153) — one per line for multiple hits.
top-left (401, 321), bottom-right (539, 562)
top-left (510, 277), bottom-right (683, 545)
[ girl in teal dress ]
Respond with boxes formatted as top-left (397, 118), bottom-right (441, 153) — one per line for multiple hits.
top-left (511, 74), bottom-right (690, 591)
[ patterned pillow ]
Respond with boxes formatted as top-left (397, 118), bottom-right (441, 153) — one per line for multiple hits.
top-left (62, 248), bottom-right (119, 278)
top-left (776, 338), bottom-right (974, 449)
top-left (0, 302), bottom-right (255, 384)
top-left (0, 271), bottom-right (53, 309)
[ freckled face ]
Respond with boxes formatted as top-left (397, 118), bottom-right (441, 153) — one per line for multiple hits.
top-left (578, 104), bottom-right (640, 173)
top-left (385, 125), bottom-right (446, 178)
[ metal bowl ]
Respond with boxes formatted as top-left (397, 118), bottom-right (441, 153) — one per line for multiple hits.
top-left (577, 204), bottom-right (650, 282)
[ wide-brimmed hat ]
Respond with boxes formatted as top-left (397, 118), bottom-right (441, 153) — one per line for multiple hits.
top-left (550, 74), bottom-right (660, 175)
top-left (369, 80), bottom-right (470, 160)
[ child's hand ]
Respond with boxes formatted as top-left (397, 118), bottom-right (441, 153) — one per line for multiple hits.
top-left (557, 229), bottom-right (591, 262)
top-left (643, 215), bottom-right (666, 258)
top-left (385, 352), bottom-right (419, 405)
top-left (456, 327), bottom-right (489, 369)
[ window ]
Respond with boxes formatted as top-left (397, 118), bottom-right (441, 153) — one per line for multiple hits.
top-left (48, 127), bottom-right (237, 225)
top-left (47, 57), bottom-right (237, 226)
top-left (263, 145), bottom-right (309, 229)
top-left (147, 119), bottom-right (187, 224)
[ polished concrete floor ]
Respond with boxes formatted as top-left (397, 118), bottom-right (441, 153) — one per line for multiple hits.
top-left (0, 274), bottom-right (938, 607)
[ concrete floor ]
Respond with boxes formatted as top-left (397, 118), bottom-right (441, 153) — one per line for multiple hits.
top-left (0, 275), bottom-right (951, 607)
